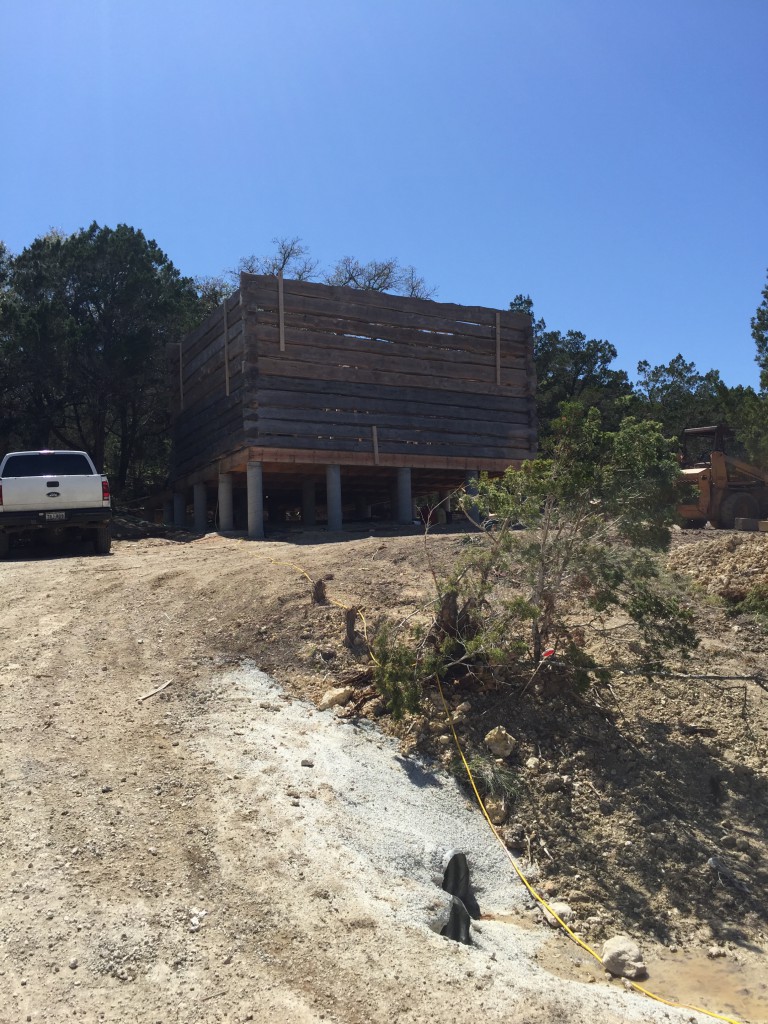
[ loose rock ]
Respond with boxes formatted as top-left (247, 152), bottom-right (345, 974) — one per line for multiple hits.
top-left (318, 686), bottom-right (354, 711)
top-left (484, 797), bottom-right (508, 825)
top-left (601, 935), bottom-right (647, 979)
top-left (484, 726), bottom-right (517, 758)
top-left (543, 901), bottom-right (574, 928)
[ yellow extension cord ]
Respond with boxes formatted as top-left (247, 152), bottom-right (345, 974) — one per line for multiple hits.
top-left (273, 556), bottom-right (744, 1024)
top-left (434, 676), bottom-right (744, 1024)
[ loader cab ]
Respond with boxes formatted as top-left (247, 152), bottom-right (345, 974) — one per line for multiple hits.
top-left (680, 424), bottom-right (730, 469)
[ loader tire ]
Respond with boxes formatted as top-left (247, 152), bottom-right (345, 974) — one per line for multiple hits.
top-left (681, 519), bottom-right (707, 530)
top-left (718, 492), bottom-right (759, 529)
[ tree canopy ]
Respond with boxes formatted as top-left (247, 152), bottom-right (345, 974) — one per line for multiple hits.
top-left (0, 223), bottom-right (203, 493)
top-left (753, 270), bottom-right (768, 390)
top-left (1, 222), bottom-right (765, 503)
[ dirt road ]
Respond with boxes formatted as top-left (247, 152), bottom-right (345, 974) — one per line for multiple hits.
top-left (0, 533), bottom-right (757, 1023)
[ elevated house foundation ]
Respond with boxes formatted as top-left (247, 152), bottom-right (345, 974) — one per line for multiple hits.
top-left (168, 273), bottom-right (536, 535)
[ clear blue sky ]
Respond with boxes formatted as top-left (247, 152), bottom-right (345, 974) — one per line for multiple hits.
top-left (1, 0), bottom-right (766, 388)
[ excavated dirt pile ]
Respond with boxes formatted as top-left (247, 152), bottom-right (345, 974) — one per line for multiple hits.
top-left (669, 528), bottom-right (768, 599)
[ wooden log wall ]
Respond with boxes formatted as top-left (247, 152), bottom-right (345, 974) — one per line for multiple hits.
top-left (171, 292), bottom-right (246, 478)
top-left (239, 274), bottom-right (536, 464)
top-left (171, 274), bottom-right (537, 483)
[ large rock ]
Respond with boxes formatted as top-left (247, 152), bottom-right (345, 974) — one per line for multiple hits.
top-left (601, 935), bottom-right (647, 979)
top-left (318, 686), bottom-right (354, 711)
top-left (484, 726), bottom-right (517, 758)
top-left (543, 901), bottom-right (574, 928)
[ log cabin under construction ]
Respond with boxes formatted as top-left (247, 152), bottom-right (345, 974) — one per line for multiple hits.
top-left (167, 273), bottom-right (537, 535)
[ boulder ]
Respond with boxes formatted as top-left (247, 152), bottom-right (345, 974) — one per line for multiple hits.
top-left (543, 901), bottom-right (574, 928)
top-left (484, 726), bottom-right (517, 758)
top-left (318, 686), bottom-right (354, 711)
top-left (601, 935), bottom-right (647, 979)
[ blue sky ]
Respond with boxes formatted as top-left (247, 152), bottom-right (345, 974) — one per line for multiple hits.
top-left (1, 0), bottom-right (766, 388)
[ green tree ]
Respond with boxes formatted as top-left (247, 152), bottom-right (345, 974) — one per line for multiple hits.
top-left (373, 405), bottom-right (696, 712)
top-left (633, 355), bottom-right (727, 439)
top-left (459, 406), bottom-right (693, 669)
top-left (510, 295), bottom-right (633, 439)
top-left (1, 223), bottom-right (203, 493)
top-left (753, 270), bottom-right (768, 389)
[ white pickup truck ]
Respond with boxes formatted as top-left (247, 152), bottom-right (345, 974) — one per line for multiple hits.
top-left (0, 450), bottom-right (112, 557)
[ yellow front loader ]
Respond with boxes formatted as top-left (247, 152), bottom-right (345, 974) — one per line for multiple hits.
top-left (678, 425), bottom-right (768, 529)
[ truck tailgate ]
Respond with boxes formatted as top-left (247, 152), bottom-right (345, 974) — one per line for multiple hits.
top-left (2, 475), bottom-right (105, 513)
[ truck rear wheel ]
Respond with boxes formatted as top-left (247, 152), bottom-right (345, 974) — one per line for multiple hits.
top-left (718, 492), bottom-right (760, 529)
top-left (93, 525), bottom-right (112, 555)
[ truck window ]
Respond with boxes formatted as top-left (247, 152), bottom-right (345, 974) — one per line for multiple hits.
top-left (2, 453), bottom-right (94, 477)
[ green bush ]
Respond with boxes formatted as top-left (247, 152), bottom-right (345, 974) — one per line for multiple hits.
top-left (369, 404), bottom-right (697, 716)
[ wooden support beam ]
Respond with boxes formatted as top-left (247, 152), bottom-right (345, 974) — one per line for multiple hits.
top-left (223, 299), bottom-right (230, 397)
top-left (372, 425), bottom-right (379, 465)
top-left (278, 271), bottom-right (285, 352)
top-left (495, 311), bottom-right (501, 386)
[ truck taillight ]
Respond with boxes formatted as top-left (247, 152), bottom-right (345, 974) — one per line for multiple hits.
top-left (102, 479), bottom-right (110, 502)
top-left (0, 483), bottom-right (3, 506)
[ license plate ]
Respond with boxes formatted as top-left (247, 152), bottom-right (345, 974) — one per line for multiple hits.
top-left (45, 512), bottom-right (66, 522)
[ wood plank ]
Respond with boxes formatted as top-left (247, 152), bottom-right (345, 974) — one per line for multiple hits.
top-left (495, 312), bottom-right (501, 386)
top-left (182, 308), bottom-right (225, 365)
top-left (250, 306), bottom-right (528, 355)
top-left (249, 419), bottom-right (534, 451)
top-left (252, 406), bottom-right (532, 435)
top-left (251, 375), bottom-right (534, 415)
top-left (245, 292), bottom-right (516, 345)
top-left (253, 323), bottom-right (529, 374)
top-left (184, 318), bottom-right (243, 372)
top-left (182, 294), bottom-right (243, 366)
top-left (255, 333), bottom-right (505, 384)
top-left (252, 356), bottom-right (532, 397)
top-left (249, 432), bottom-right (531, 460)
top-left (174, 448), bottom-right (524, 486)
top-left (240, 273), bottom-right (529, 331)
top-left (223, 299), bottom-right (230, 396)
top-left (278, 271), bottom-right (285, 352)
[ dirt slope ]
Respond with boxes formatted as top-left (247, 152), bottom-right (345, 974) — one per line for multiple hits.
top-left (0, 528), bottom-right (765, 1024)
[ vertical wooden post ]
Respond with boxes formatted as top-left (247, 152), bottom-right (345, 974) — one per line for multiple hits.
top-left (193, 482), bottom-right (207, 534)
top-left (371, 425), bottom-right (379, 465)
top-left (326, 464), bottom-right (342, 531)
top-left (223, 298), bottom-right (230, 397)
top-left (247, 461), bottom-right (264, 539)
top-left (278, 270), bottom-right (286, 352)
top-left (218, 472), bottom-right (234, 531)
top-left (495, 311), bottom-right (501, 386)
